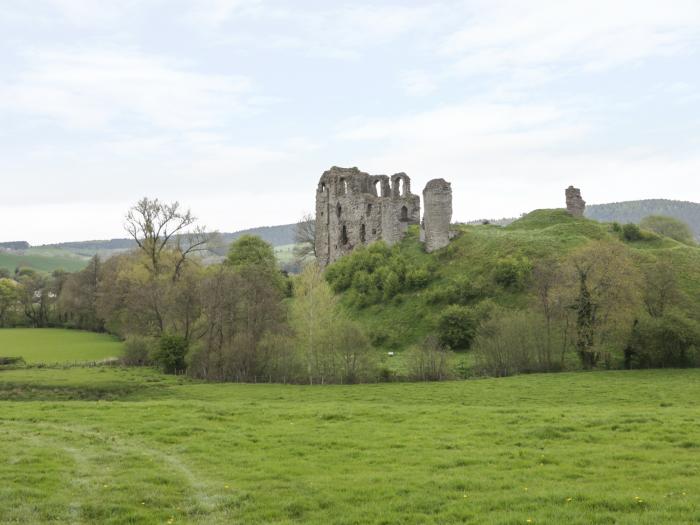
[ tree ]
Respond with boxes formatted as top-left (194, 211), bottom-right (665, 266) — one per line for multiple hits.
top-left (125, 197), bottom-right (211, 281)
top-left (531, 258), bottom-right (570, 369)
top-left (643, 260), bottom-right (682, 318)
top-left (293, 213), bottom-right (316, 263)
top-left (566, 241), bottom-right (641, 369)
top-left (640, 215), bottom-right (695, 245)
top-left (0, 278), bottom-right (19, 327)
top-left (227, 235), bottom-right (278, 273)
top-left (58, 255), bottom-right (103, 331)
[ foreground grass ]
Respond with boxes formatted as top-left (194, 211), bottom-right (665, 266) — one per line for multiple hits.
top-left (0, 329), bottom-right (123, 364)
top-left (1, 367), bottom-right (699, 524)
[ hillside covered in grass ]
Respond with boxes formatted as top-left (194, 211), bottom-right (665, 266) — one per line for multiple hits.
top-left (328, 208), bottom-right (700, 374)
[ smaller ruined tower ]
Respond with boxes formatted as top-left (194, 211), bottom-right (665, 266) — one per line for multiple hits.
top-left (565, 186), bottom-right (585, 217)
top-left (422, 179), bottom-right (452, 253)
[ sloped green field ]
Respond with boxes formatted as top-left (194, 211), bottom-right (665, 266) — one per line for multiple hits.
top-left (0, 248), bottom-right (89, 274)
top-left (0, 367), bottom-right (699, 524)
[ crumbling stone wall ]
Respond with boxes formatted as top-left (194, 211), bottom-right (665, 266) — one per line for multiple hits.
top-left (565, 186), bottom-right (586, 217)
top-left (315, 166), bottom-right (420, 266)
top-left (422, 179), bottom-right (452, 252)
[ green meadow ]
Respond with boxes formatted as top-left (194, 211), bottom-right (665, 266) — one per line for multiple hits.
top-left (0, 248), bottom-right (90, 274)
top-left (1, 351), bottom-right (699, 523)
top-left (0, 329), bottom-right (122, 364)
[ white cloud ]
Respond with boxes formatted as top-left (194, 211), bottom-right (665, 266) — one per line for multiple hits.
top-left (440, 0), bottom-right (700, 77)
top-left (0, 49), bottom-right (256, 131)
top-left (338, 100), bottom-right (700, 220)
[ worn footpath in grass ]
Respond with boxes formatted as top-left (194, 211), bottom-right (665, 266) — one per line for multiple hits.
top-left (0, 328), bottom-right (123, 364)
top-left (1, 367), bottom-right (699, 524)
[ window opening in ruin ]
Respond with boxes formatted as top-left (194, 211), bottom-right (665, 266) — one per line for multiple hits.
top-left (360, 224), bottom-right (366, 243)
top-left (320, 182), bottom-right (326, 192)
top-left (336, 203), bottom-right (342, 218)
top-left (398, 178), bottom-right (405, 196)
top-left (339, 178), bottom-right (348, 195)
top-left (372, 229), bottom-right (377, 235)
top-left (367, 203), bottom-right (372, 215)
top-left (400, 205), bottom-right (408, 221)
top-left (341, 225), bottom-right (348, 245)
top-left (373, 180), bottom-right (380, 196)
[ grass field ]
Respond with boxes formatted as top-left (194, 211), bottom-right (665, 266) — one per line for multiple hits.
top-left (1, 362), bottom-right (699, 524)
top-left (0, 329), bottom-right (122, 364)
top-left (0, 248), bottom-right (89, 274)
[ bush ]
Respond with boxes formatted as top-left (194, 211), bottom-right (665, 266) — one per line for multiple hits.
top-left (150, 334), bottom-right (188, 374)
top-left (324, 242), bottom-right (432, 308)
top-left (628, 310), bottom-right (700, 368)
top-left (437, 305), bottom-right (479, 350)
top-left (494, 256), bottom-right (532, 290)
top-left (121, 335), bottom-right (154, 366)
top-left (620, 223), bottom-right (658, 242)
top-left (406, 336), bottom-right (455, 381)
top-left (425, 277), bottom-right (486, 305)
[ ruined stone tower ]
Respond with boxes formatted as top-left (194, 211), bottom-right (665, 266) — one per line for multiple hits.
top-left (315, 166), bottom-right (420, 267)
top-left (565, 186), bottom-right (586, 217)
top-left (422, 179), bottom-right (452, 253)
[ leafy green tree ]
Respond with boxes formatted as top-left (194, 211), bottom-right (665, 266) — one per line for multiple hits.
top-left (640, 215), bottom-right (695, 245)
top-left (566, 241), bottom-right (642, 369)
top-left (151, 334), bottom-right (188, 374)
top-left (0, 278), bottom-right (19, 327)
top-left (227, 235), bottom-right (277, 271)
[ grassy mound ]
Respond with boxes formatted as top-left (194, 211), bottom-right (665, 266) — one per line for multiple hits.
top-left (0, 328), bottom-right (123, 364)
top-left (329, 209), bottom-right (700, 351)
top-left (1, 366), bottom-right (699, 523)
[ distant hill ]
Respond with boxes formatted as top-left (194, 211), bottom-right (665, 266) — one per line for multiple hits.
top-left (0, 223), bottom-right (299, 274)
top-left (42, 223), bottom-right (297, 254)
top-left (586, 199), bottom-right (700, 240)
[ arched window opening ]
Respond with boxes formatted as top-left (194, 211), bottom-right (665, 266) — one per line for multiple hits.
top-left (360, 224), bottom-right (366, 243)
top-left (373, 180), bottom-right (380, 196)
top-left (336, 203), bottom-right (342, 218)
top-left (320, 182), bottom-right (326, 193)
top-left (339, 178), bottom-right (348, 195)
top-left (341, 225), bottom-right (348, 245)
top-left (398, 178), bottom-right (406, 196)
top-left (366, 203), bottom-right (372, 216)
top-left (400, 205), bottom-right (408, 221)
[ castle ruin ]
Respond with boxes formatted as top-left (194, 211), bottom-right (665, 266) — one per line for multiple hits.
top-left (423, 179), bottom-right (453, 253)
top-left (314, 168), bottom-right (586, 266)
top-left (565, 186), bottom-right (586, 217)
top-left (315, 166), bottom-right (451, 266)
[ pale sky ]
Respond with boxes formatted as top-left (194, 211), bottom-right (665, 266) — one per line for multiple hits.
top-left (1, 0), bottom-right (699, 244)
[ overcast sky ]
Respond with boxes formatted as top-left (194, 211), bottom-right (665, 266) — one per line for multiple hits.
top-left (1, 0), bottom-right (699, 244)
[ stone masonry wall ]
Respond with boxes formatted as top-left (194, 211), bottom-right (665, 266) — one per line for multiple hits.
top-left (422, 178), bottom-right (452, 252)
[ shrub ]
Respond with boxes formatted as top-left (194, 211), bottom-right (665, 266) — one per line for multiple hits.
top-left (437, 305), bottom-right (479, 350)
top-left (628, 310), bottom-right (700, 368)
top-left (150, 334), bottom-right (188, 374)
top-left (406, 336), bottom-right (455, 381)
top-left (324, 242), bottom-right (432, 307)
top-left (121, 335), bottom-right (154, 366)
top-left (425, 277), bottom-right (485, 305)
top-left (621, 223), bottom-right (643, 241)
top-left (493, 256), bottom-right (533, 290)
